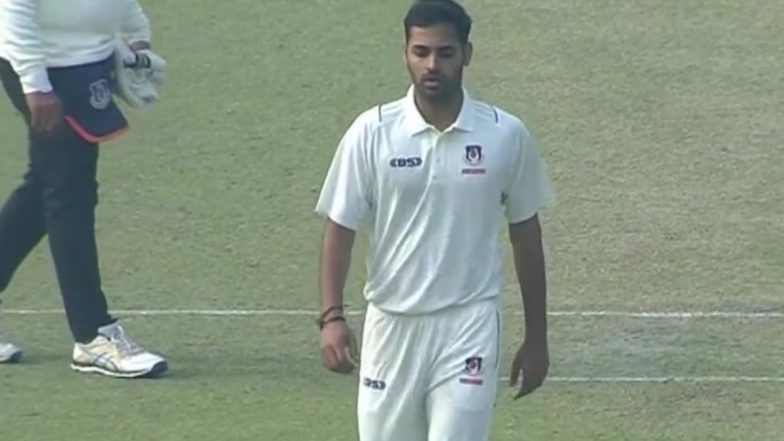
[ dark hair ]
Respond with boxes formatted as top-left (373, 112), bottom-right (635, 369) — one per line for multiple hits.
top-left (404, 0), bottom-right (472, 46)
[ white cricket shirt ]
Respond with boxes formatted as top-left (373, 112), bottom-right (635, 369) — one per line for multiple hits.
top-left (0, 0), bottom-right (150, 94)
top-left (316, 86), bottom-right (553, 315)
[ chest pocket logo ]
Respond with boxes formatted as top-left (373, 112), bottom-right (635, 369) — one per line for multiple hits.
top-left (389, 157), bottom-right (423, 168)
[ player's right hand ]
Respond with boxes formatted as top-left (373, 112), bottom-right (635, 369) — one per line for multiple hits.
top-left (320, 320), bottom-right (359, 374)
top-left (25, 91), bottom-right (64, 136)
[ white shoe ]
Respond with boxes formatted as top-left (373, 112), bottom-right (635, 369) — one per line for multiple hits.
top-left (71, 322), bottom-right (168, 378)
top-left (0, 308), bottom-right (23, 363)
top-left (0, 340), bottom-right (22, 364)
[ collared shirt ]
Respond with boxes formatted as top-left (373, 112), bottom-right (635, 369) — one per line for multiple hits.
top-left (315, 86), bottom-right (554, 314)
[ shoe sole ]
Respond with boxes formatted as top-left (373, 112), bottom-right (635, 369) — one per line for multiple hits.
top-left (0, 351), bottom-right (23, 364)
top-left (70, 360), bottom-right (168, 379)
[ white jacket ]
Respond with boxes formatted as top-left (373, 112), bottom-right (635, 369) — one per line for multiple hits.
top-left (0, 0), bottom-right (151, 94)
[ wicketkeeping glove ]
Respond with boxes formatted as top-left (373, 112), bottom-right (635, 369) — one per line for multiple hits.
top-left (112, 36), bottom-right (167, 109)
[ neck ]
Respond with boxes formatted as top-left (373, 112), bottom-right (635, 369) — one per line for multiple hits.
top-left (414, 89), bottom-right (464, 132)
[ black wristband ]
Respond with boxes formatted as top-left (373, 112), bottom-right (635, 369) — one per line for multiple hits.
top-left (318, 315), bottom-right (346, 330)
top-left (317, 305), bottom-right (344, 329)
top-left (319, 305), bottom-right (343, 320)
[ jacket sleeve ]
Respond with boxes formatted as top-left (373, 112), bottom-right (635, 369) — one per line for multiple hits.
top-left (121, 1), bottom-right (151, 44)
top-left (0, 0), bottom-right (52, 93)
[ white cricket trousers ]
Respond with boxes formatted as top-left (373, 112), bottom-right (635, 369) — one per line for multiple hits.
top-left (357, 298), bottom-right (502, 441)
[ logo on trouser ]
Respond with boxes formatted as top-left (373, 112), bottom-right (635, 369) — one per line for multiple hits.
top-left (89, 79), bottom-right (112, 110)
top-left (363, 377), bottom-right (386, 390)
top-left (459, 356), bottom-right (484, 385)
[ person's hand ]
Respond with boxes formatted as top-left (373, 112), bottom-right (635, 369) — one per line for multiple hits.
top-left (25, 91), bottom-right (63, 135)
top-left (509, 336), bottom-right (549, 399)
top-left (129, 41), bottom-right (151, 51)
top-left (320, 318), bottom-right (359, 374)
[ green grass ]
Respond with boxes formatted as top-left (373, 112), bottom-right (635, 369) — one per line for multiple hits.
top-left (1, 0), bottom-right (782, 439)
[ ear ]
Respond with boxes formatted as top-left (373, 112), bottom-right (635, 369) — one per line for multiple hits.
top-left (463, 42), bottom-right (473, 67)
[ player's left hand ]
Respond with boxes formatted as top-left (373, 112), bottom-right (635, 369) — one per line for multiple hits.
top-left (509, 336), bottom-right (549, 399)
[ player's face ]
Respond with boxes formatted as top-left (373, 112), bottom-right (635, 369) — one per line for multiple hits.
top-left (405, 24), bottom-right (472, 104)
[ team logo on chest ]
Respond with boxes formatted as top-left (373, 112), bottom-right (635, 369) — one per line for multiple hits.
top-left (462, 145), bottom-right (486, 175)
top-left (464, 145), bottom-right (483, 165)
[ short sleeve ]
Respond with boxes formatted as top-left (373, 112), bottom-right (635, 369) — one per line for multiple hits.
top-left (504, 129), bottom-right (554, 223)
top-left (314, 114), bottom-right (375, 231)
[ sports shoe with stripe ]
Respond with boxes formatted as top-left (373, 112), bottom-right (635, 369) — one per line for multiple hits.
top-left (71, 322), bottom-right (168, 378)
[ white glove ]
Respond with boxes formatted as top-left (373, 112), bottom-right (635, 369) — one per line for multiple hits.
top-left (113, 36), bottom-right (167, 109)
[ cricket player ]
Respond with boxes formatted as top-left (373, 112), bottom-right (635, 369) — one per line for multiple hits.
top-left (315, 0), bottom-right (553, 439)
top-left (0, 0), bottom-right (167, 378)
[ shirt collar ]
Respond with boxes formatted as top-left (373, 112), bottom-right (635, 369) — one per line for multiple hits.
top-left (403, 85), bottom-right (476, 137)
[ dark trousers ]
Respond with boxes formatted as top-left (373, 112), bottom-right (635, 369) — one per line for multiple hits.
top-left (0, 58), bottom-right (113, 343)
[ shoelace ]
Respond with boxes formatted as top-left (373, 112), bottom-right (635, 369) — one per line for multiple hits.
top-left (106, 327), bottom-right (145, 356)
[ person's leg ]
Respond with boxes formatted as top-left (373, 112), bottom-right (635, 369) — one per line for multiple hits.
top-left (0, 169), bottom-right (45, 365)
top-left (0, 164), bottom-right (47, 297)
top-left (426, 300), bottom-right (502, 441)
top-left (30, 125), bottom-right (114, 343)
top-left (28, 124), bottom-right (166, 378)
top-left (2, 55), bottom-right (111, 342)
top-left (38, 95), bottom-right (167, 378)
top-left (0, 58), bottom-right (48, 364)
top-left (0, 58), bottom-right (47, 296)
top-left (357, 304), bottom-right (429, 441)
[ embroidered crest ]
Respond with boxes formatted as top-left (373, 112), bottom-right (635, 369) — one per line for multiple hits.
top-left (89, 79), bottom-right (112, 110)
top-left (464, 145), bottom-right (483, 165)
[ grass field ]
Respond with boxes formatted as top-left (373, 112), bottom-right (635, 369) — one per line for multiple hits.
top-left (1, 0), bottom-right (782, 440)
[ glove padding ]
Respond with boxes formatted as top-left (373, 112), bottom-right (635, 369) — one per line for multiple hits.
top-left (112, 36), bottom-right (167, 109)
